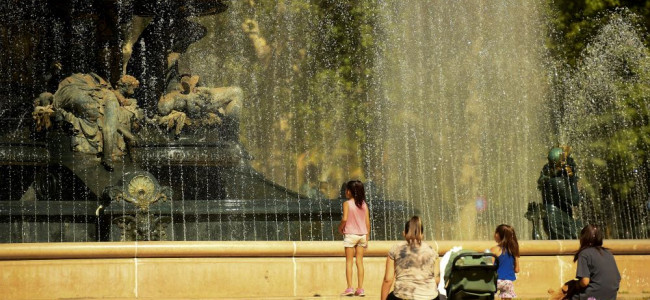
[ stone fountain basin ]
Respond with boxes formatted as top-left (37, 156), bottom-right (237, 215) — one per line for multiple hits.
top-left (0, 122), bottom-right (413, 242)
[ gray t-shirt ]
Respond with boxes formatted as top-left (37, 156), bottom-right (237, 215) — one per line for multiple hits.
top-left (573, 247), bottom-right (621, 300)
top-left (388, 241), bottom-right (439, 300)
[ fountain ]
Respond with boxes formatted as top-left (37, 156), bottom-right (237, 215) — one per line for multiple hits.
top-left (0, 0), bottom-right (412, 242)
top-left (1, 3), bottom-right (650, 299)
top-left (0, 1), bottom-right (648, 244)
top-left (365, 1), bottom-right (551, 240)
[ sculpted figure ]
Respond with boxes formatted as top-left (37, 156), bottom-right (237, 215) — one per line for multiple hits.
top-left (537, 146), bottom-right (582, 239)
top-left (32, 92), bottom-right (55, 132)
top-left (53, 73), bottom-right (142, 169)
top-left (157, 74), bottom-right (242, 140)
top-left (124, 1), bottom-right (226, 116)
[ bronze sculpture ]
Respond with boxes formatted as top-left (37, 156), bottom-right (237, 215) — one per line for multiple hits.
top-left (156, 74), bottom-right (242, 139)
top-left (52, 73), bottom-right (142, 170)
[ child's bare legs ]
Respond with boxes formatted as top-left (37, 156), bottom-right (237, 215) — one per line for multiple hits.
top-left (355, 245), bottom-right (365, 289)
top-left (345, 247), bottom-right (355, 288)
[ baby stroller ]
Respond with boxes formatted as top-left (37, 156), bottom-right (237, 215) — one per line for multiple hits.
top-left (443, 250), bottom-right (499, 300)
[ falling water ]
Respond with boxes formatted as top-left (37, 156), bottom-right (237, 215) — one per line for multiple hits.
top-left (363, 1), bottom-right (551, 240)
top-left (0, 1), bottom-right (648, 242)
top-left (558, 11), bottom-right (650, 239)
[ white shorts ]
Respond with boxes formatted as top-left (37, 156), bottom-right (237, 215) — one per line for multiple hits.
top-left (343, 234), bottom-right (368, 248)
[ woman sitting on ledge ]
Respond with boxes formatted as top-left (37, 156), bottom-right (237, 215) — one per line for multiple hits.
top-left (572, 224), bottom-right (621, 300)
top-left (381, 216), bottom-right (440, 300)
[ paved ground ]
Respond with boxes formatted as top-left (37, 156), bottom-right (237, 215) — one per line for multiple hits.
top-left (212, 295), bottom-right (650, 300)
top-left (67, 293), bottom-right (650, 299)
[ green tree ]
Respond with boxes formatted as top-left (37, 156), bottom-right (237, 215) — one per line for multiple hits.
top-left (223, 0), bottom-right (380, 195)
top-left (547, 0), bottom-right (650, 66)
top-left (560, 12), bottom-right (650, 238)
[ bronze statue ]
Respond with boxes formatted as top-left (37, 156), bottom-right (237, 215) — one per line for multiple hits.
top-left (536, 146), bottom-right (583, 239)
top-left (52, 73), bottom-right (142, 170)
top-left (156, 74), bottom-right (242, 139)
top-left (32, 92), bottom-right (55, 132)
top-left (124, 1), bottom-right (226, 116)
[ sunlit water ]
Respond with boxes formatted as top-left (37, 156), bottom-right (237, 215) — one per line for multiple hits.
top-left (0, 1), bottom-right (648, 242)
top-left (185, 1), bottom-right (550, 240)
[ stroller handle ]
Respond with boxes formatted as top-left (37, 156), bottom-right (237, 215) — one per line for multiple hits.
top-left (450, 252), bottom-right (499, 271)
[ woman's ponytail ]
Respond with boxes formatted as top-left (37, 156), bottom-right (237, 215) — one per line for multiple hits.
top-left (404, 216), bottom-right (423, 247)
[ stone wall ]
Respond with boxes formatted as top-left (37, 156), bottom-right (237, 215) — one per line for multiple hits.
top-left (0, 240), bottom-right (648, 299)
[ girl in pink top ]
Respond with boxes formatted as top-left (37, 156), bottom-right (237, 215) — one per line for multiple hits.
top-left (338, 180), bottom-right (371, 297)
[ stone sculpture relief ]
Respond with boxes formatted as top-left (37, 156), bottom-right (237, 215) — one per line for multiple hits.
top-left (102, 171), bottom-right (173, 241)
top-left (48, 73), bottom-right (143, 170)
top-left (155, 74), bottom-right (242, 139)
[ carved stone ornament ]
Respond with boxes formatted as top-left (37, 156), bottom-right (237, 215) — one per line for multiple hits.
top-left (112, 215), bottom-right (172, 241)
top-left (103, 171), bottom-right (172, 211)
top-left (102, 171), bottom-right (173, 241)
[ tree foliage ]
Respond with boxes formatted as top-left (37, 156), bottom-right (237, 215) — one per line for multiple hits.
top-left (217, 0), bottom-right (380, 196)
top-left (556, 10), bottom-right (650, 238)
top-left (547, 0), bottom-right (650, 66)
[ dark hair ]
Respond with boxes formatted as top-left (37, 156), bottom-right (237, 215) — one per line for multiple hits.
top-left (574, 224), bottom-right (605, 262)
top-left (404, 216), bottom-right (424, 247)
top-left (346, 180), bottom-right (366, 208)
top-left (495, 224), bottom-right (520, 257)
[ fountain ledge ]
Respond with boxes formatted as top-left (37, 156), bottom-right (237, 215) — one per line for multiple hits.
top-left (0, 240), bottom-right (649, 259)
top-left (0, 240), bottom-right (648, 299)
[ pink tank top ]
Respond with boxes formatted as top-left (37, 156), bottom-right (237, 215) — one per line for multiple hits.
top-left (344, 199), bottom-right (368, 235)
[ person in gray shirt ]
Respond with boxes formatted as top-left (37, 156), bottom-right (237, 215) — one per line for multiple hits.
top-left (573, 224), bottom-right (621, 300)
top-left (381, 216), bottom-right (440, 300)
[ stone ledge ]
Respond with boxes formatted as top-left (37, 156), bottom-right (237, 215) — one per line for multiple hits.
top-left (0, 241), bottom-right (648, 299)
top-left (0, 240), bottom-right (648, 260)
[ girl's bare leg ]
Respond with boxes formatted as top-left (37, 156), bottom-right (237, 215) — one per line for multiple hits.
top-left (355, 246), bottom-right (365, 289)
top-left (345, 247), bottom-right (355, 288)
